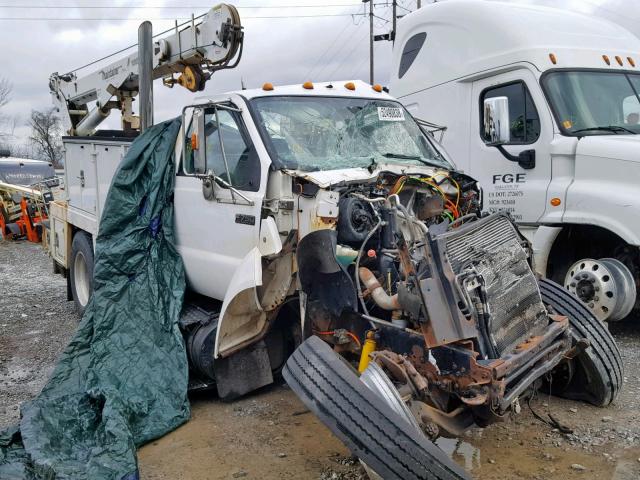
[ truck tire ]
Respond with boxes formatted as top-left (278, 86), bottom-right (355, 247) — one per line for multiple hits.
top-left (283, 336), bottom-right (469, 480)
top-left (70, 231), bottom-right (94, 317)
top-left (539, 278), bottom-right (623, 406)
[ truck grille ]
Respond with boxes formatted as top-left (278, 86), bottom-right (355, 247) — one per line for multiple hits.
top-left (440, 214), bottom-right (548, 356)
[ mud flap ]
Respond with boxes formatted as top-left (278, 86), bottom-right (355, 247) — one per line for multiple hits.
top-left (214, 340), bottom-right (273, 401)
top-left (215, 247), bottom-right (266, 358)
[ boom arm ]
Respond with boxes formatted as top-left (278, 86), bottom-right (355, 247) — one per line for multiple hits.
top-left (49, 4), bottom-right (243, 136)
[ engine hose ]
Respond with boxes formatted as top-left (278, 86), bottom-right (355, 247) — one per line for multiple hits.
top-left (355, 218), bottom-right (382, 319)
top-left (358, 267), bottom-right (401, 311)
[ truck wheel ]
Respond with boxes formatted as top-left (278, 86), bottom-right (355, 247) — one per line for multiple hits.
top-left (283, 336), bottom-right (469, 480)
top-left (70, 231), bottom-right (94, 316)
top-left (539, 278), bottom-right (623, 406)
top-left (563, 258), bottom-right (636, 322)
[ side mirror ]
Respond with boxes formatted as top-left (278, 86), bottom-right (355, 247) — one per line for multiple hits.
top-left (181, 106), bottom-right (206, 176)
top-left (483, 96), bottom-right (510, 145)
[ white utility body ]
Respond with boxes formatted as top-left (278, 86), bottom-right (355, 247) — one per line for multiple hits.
top-left (390, 0), bottom-right (640, 321)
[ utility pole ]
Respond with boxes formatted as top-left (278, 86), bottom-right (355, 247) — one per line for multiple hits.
top-left (392, 0), bottom-right (397, 42)
top-left (138, 21), bottom-right (153, 132)
top-left (366, 0), bottom-right (374, 84)
top-left (362, 0), bottom-right (374, 84)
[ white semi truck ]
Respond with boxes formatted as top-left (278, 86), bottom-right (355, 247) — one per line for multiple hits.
top-left (390, 0), bottom-right (640, 322)
top-left (46, 4), bottom-right (621, 478)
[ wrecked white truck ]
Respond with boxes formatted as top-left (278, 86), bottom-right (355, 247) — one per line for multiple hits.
top-left (45, 8), bottom-right (621, 477)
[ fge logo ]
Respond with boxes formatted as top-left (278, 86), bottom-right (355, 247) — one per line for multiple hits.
top-left (492, 173), bottom-right (526, 184)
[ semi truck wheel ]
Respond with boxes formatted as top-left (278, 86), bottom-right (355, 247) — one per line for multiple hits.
top-left (563, 258), bottom-right (636, 322)
top-left (70, 231), bottom-right (94, 316)
top-left (283, 336), bottom-right (469, 480)
top-left (540, 278), bottom-right (623, 406)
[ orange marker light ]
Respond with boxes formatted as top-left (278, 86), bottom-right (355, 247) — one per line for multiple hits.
top-left (372, 84), bottom-right (383, 92)
top-left (628, 57), bottom-right (636, 67)
top-left (549, 53), bottom-right (557, 65)
top-left (262, 82), bottom-right (274, 91)
top-left (191, 133), bottom-right (199, 151)
top-left (615, 55), bottom-right (624, 66)
top-left (603, 54), bottom-right (611, 65)
top-left (302, 81), bottom-right (314, 90)
top-left (344, 82), bottom-right (356, 91)
top-left (550, 197), bottom-right (561, 207)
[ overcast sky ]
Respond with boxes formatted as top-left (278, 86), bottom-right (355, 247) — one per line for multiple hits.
top-left (0, 0), bottom-right (636, 145)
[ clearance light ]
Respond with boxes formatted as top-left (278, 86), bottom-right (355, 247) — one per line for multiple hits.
top-left (302, 81), bottom-right (314, 90)
top-left (262, 82), bottom-right (274, 91)
top-left (344, 82), bottom-right (356, 91)
top-left (602, 54), bottom-right (611, 65)
top-left (615, 55), bottom-right (624, 66)
top-left (372, 84), bottom-right (383, 92)
top-left (549, 53), bottom-right (557, 65)
top-left (628, 57), bottom-right (636, 67)
top-left (191, 133), bottom-right (199, 151)
top-left (550, 197), bottom-right (561, 207)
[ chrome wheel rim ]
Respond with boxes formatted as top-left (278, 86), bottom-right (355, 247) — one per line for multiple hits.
top-left (74, 250), bottom-right (90, 307)
top-left (564, 258), bottom-right (636, 321)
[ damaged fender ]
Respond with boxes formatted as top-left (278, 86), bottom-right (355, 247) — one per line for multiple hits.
top-left (215, 247), bottom-right (265, 358)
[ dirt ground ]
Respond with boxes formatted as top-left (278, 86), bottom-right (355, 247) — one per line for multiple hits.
top-left (2, 239), bottom-right (640, 479)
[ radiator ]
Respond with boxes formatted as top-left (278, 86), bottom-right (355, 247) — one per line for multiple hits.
top-left (438, 214), bottom-right (549, 356)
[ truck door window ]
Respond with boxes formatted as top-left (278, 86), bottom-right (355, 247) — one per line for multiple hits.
top-left (481, 82), bottom-right (540, 144)
top-left (398, 32), bottom-right (426, 79)
top-left (185, 108), bottom-right (260, 191)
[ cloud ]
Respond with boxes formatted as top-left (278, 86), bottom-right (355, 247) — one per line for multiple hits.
top-left (0, 0), bottom-right (636, 147)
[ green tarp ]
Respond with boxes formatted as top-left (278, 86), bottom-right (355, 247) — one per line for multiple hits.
top-left (0, 118), bottom-right (189, 479)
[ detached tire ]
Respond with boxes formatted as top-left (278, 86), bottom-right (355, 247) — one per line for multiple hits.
top-left (539, 278), bottom-right (623, 406)
top-left (283, 336), bottom-right (469, 480)
top-left (70, 231), bottom-right (94, 317)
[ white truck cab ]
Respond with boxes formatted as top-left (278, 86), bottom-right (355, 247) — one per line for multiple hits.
top-left (390, 0), bottom-right (640, 321)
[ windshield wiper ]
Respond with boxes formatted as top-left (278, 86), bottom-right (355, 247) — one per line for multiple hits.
top-left (382, 152), bottom-right (439, 167)
top-left (572, 125), bottom-right (637, 135)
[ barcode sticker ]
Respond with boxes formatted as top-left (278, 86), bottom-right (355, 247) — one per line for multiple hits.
top-left (378, 107), bottom-right (405, 121)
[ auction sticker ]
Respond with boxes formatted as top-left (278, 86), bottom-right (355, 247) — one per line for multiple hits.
top-left (378, 106), bottom-right (405, 121)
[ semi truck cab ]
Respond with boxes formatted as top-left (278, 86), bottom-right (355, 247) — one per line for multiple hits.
top-left (390, 0), bottom-right (640, 322)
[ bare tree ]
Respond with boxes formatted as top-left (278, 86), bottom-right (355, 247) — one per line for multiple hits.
top-left (0, 77), bottom-right (11, 110)
top-left (0, 78), bottom-right (13, 139)
top-left (29, 108), bottom-right (63, 167)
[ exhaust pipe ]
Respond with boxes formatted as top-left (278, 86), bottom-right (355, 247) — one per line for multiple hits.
top-left (358, 267), bottom-right (400, 311)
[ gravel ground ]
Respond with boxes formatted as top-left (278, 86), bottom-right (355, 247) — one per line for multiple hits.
top-left (0, 240), bottom-right (76, 428)
top-left (1, 239), bottom-right (640, 479)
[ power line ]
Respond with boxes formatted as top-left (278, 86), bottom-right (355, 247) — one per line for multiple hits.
top-left (305, 18), bottom-right (355, 80)
top-left (0, 4), bottom-right (362, 8)
top-left (325, 28), bottom-right (370, 80)
top-left (0, 14), bottom-right (362, 21)
top-left (315, 20), bottom-right (367, 80)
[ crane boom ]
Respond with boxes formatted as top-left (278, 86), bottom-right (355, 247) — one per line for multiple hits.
top-left (49, 4), bottom-right (243, 136)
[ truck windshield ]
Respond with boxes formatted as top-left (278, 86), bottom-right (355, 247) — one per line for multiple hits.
top-left (543, 71), bottom-right (640, 136)
top-left (250, 96), bottom-right (452, 171)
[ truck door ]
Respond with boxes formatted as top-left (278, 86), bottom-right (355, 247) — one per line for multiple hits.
top-left (470, 72), bottom-right (553, 223)
top-left (174, 104), bottom-right (264, 303)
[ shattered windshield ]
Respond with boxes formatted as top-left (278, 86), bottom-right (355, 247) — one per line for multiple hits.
top-left (250, 96), bottom-right (452, 171)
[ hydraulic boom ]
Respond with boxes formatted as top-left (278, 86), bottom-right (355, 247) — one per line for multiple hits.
top-left (49, 4), bottom-right (243, 136)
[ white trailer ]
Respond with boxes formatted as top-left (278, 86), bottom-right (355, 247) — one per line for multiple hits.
top-left (390, 0), bottom-right (640, 322)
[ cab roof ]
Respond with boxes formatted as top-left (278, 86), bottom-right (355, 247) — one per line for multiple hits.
top-left (391, 0), bottom-right (640, 98)
top-left (198, 80), bottom-right (395, 103)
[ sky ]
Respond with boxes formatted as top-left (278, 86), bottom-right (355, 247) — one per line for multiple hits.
top-left (0, 0), bottom-right (636, 148)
